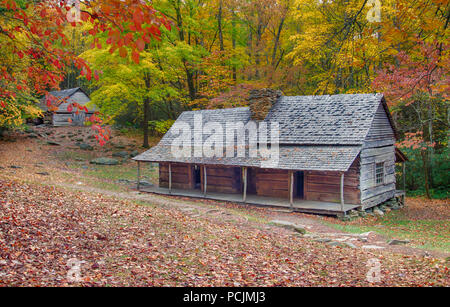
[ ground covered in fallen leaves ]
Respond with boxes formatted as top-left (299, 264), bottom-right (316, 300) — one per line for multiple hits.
top-left (0, 127), bottom-right (449, 286)
top-left (0, 179), bottom-right (448, 286)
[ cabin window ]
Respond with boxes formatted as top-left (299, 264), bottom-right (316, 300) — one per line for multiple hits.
top-left (375, 162), bottom-right (385, 185)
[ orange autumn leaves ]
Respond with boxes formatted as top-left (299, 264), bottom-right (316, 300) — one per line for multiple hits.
top-left (0, 0), bottom-right (171, 106)
top-left (84, 1), bottom-right (170, 64)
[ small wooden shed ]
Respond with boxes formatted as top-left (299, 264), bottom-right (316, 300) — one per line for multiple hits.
top-left (39, 87), bottom-right (96, 126)
top-left (134, 92), bottom-right (407, 215)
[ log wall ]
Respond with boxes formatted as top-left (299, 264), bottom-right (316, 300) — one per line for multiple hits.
top-left (360, 102), bottom-right (397, 208)
top-left (201, 165), bottom-right (242, 194)
top-left (52, 112), bottom-right (94, 127)
top-left (304, 159), bottom-right (361, 204)
top-left (253, 168), bottom-right (290, 198)
top-left (159, 162), bottom-right (194, 190)
top-left (360, 146), bottom-right (396, 208)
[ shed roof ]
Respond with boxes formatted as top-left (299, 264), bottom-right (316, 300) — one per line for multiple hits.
top-left (134, 93), bottom-right (394, 171)
top-left (39, 87), bottom-right (96, 112)
top-left (48, 87), bottom-right (84, 98)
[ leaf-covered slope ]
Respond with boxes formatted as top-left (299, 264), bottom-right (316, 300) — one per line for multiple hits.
top-left (0, 179), bottom-right (448, 286)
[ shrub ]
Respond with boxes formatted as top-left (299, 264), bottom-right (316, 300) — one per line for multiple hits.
top-left (148, 119), bottom-right (175, 136)
top-left (0, 98), bottom-right (42, 131)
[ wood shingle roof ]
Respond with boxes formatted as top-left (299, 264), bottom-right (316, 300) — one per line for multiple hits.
top-left (134, 93), bottom-right (392, 171)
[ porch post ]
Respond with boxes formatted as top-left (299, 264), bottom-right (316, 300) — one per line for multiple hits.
top-left (243, 167), bottom-right (247, 202)
top-left (340, 172), bottom-right (345, 213)
top-left (137, 161), bottom-right (141, 191)
top-left (203, 165), bottom-right (207, 197)
top-left (168, 162), bottom-right (172, 194)
top-left (289, 171), bottom-right (294, 210)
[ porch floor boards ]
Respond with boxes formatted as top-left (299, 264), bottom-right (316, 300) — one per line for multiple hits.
top-left (139, 186), bottom-right (360, 216)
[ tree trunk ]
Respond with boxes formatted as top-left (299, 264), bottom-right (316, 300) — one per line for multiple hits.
top-left (231, 12), bottom-right (237, 82)
top-left (271, 16), bottom-right (285, 67)
top-left (143, 73), bottom-right (151, 148)
top-left (185, 67), bottom-right (196, 101)
top-left (217, 0), bottom-right (224, 52)
top-left (173, 0), bottom-right (196, 101)
top-left (143, 98), bottom-right (150, 148)
top-left (421, 150), bottom-right (431, 199)
top-left (427, 98), bottom-right (434, 187)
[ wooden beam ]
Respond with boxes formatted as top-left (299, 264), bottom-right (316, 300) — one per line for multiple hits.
top-left (289, 171), bottom-right (294, 209)
top-left (168, 163), bottom-right (172, 194)
top-left (137, 161), bottom-right (141, 191)
top-left (340, 172), bottom-right (345, 213)
top-left (203, 165), bottom-right (207, 196)
top-left (243, 167), bottom-right (247, 202)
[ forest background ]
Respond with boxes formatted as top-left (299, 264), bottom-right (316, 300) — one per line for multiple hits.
top-left (0, 0), bottom-right (448, 198)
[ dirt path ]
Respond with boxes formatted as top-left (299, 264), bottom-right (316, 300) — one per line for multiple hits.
top-left (57, 182), bottom-right (449, 260)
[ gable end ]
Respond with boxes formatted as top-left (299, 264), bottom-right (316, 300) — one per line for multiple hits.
top-left (364, 100), bottom-right (396, 147)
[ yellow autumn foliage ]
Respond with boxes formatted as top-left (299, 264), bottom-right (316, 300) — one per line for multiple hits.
top-left (0, 98), bottom-right (42, 129)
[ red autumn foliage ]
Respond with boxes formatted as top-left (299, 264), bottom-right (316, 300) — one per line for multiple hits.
top-left (0, 0), bottom-right (171, 143)
top-left (397, 131), bottom-right (436, 151)
top-left (373, 39), bottom-right (449, 105)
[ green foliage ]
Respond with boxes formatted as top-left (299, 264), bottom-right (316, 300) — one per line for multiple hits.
top-left (397, 147), bottom-right (450, 199)
top-left (148, 119), bottom-right (175, 136)
top-left (81, 27), bottom-right (188, 124)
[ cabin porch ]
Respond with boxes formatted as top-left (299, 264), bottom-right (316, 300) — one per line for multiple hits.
top-left (137, 161), bottom-right (362, 216)
top-left (138, 185), bottom-right (360, 216)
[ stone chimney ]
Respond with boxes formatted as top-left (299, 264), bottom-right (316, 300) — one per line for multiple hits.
top-left (248, 88), bottom-right (283, 120)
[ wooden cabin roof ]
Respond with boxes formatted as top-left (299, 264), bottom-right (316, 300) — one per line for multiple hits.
top-left (39, 87), bottom-right (97, 113)
top-left (48, 87), bottom-right (84, 99)
top-left (265, 93), bottom-right (396, 145)
top-left (134, 93), bottom-right (397, 171)
top-left (134, 144), bottom-right (362, 172)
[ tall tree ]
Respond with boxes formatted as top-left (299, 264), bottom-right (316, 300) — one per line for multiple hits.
top-left (0, 0), bottom-right (169, 142)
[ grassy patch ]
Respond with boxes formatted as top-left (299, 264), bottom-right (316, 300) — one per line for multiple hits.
top-left (407, 188), bottom-right (449, 200)
top-left (82, 163), bottom-right (157, 183)
top-left (53, 150), bottom-right (97, 162)
top-left (115, 128), bottom-right (159, 145)
top-left (58, 172), bottom-right (128, 192)
top-left (322, 209), bottom-right (450, 252)
top-left (59, 159), bottom-right (159, 192)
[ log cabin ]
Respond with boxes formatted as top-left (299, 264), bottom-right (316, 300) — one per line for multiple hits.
top-left (133, 90), bottom-right (407, 215)
top-left (39, 87), bottom-right (97, 126)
